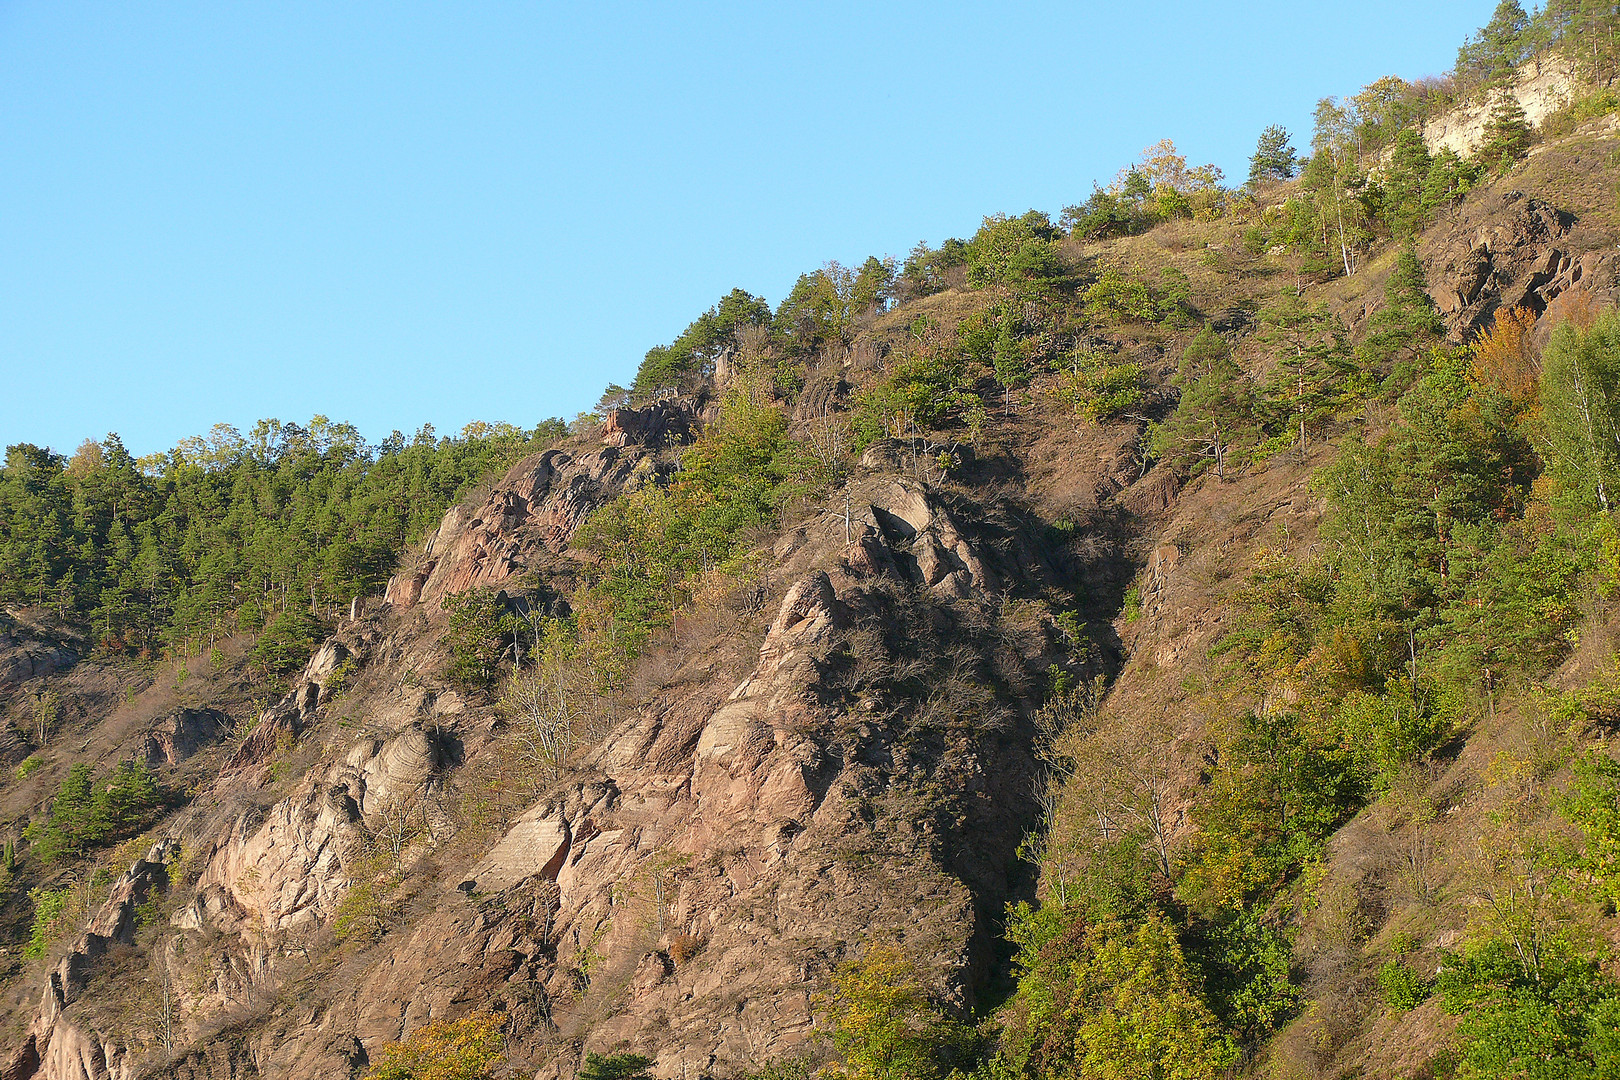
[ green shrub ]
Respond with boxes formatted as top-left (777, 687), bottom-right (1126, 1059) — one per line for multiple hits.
top-left (363, 1013), bottom-right (505, 1080)
top-left (24, 761), bottom-right (169, 863)
top-left (1053, 349), bottom-right (1145, 421)
top-left (24, 886), bottom-right (67, 959)
top-left (1377, 958), bottom-right (1431, 1010)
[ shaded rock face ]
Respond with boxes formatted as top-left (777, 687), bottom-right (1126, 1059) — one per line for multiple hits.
top-left (0, 626), bottom-right (76, 691)
top-left (1422, 193), bottom-right (1608, 335)
top-left (144, 709), bottom-right (232, 768)
top-left (598, 400), bottom-right (694, 449)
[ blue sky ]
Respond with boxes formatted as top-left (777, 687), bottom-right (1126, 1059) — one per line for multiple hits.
top-left (1, 1), bottom-right (1494, 456)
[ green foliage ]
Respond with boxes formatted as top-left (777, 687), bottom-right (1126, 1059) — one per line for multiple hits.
top-left (577, 1054), bottom-right (655, 1080)
top-left (251, 609), bottom-right (322, 675)
top-left (1190, 912), bottom-right (1301, 1042)
top-left (1052, 349), bottom-right (1145, 423)
top-left (1181, 708), bottom-right (1364, 910)
top-left (632, 288), bottom-right (772, 394)
top-left (994, 909), bottom-right (1237, 1080)
top-left (1062, 187), bottom-right (1141, 242)
top-left (14, 756), bottom-right (41, 780)
top-left (851, 329), bottom-right (982, 448)
top-left (1457, 1), bottom-right (1535, 87)
top-left (0, 420), bottom-right (565, 656)
top-left (1082, 271), bottom-right (1161, 325)
top-left (24, 886), bottom-right (68, 959)
top-left (1360, 246), bottom-right (1444, 385)
top-left (1381, 129), bottom-right (1433, 237)
top-left (1247, 125), bottom-right (1298, 186)
top-left (574, 390), bottom-right (815, 658)
top-left (1149, 329), bottom-right (1256, 480)
top-left (965, 212), bottom-right (1065, 289)
top-left (1377, 957), bottom-right (1431, 1010)
top-left (441, 590), bottom-right (520, 694)
top-left (1256, 293), bottom-right (1360, 451)
top-left (900, 239), bottom-right (969, 298)
top-left (826, 945), bottom-right (978, 1080)
top-left (1439, 939), bottom-right (1620, 1080)
top-left (1478, 95), bottom-right (1534, 174)
top-left (24, 761), bottom-right (169, 864)
top-left (777, 268), bottom-right (859, 355)
top-left (1538, 312), bottom-right (1620, 515)
top-left (1562, 751), bottom-right (1620, 905)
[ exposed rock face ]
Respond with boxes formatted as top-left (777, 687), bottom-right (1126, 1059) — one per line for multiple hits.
top-left (1419, 57), bottom-right (1578, 157)
top-left (384, 400), bottom-right (698, 613)
top-left (598, 400), bottom-right (694, 448)
top-left (0, 619), bottom-right (77, 691)
top-left (24, 842), bottom-right (177, 1080)
top-left (1421, 192), bottom-right (1611, 335)
top-left (183, 723), bottom-right (457, 939)
top-left (144, 709), bottom-right (232, 768)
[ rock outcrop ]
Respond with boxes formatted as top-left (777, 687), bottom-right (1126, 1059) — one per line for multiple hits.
top-left (1419, 57), bottom-right (1578, 158)
top-left (1421, 191), bottom-right (1614, 334)
top-left (22, 842), bottom-right (177, 1080)
top-left (384, 400), bottom-right (699, 613)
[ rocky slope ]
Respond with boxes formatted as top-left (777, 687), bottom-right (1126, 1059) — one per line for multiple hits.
top-left (8, 81), bottom-right (1620, 1080)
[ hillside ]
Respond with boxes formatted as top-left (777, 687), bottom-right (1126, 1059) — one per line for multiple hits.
top-left (11, 5), bottom-right (1620, 1080)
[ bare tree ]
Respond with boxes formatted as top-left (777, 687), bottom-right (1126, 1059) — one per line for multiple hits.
top-left (499, 659), bottom-right (585, 786)
top-left (371, 793), bottom-right (422, 875)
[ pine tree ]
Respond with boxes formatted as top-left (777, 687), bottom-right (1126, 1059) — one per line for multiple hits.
top-left (1478, 95), bottom-right (1533, 173)
top-left (1457, 1), bottom-right (1533, 86)
top-left (1248, 126), bottom-right (1299, 187)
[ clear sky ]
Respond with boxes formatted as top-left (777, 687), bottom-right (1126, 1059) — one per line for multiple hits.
top-left (1, 1), bottom-right (1495, 456)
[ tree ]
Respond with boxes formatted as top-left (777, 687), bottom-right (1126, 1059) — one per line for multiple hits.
top-left (1247, 125), bottom-right (1298, 186)
top-left (364, 1014), bottom-right (505, 1080)
top-left (826, 945), bottom-right (973, 1080)
top-left (1457, 1), bottom-right (1534, 87)
top-left (996, 911), bottom-right (1237, 1080)
top-left (852, 256), bottom-right (897, 314)
top-left (1150, 329), bottom-right (1256, 480)
top-left (1538, 311), bottom-right (1620, 513)
top-left (1258, 293), bottom-right (1355, 450)
top-left (992, 322), bottom-right (1032, 414)
top-left (1381, 129), bottom-right (1433, 237)
top-left (1306, 102), bottom-right (1372, 276)
top-left (1478, 94), bottom-right (1533, 173)
top-left (1361, 245), bottom-right (1444, 382)
top-left (633, 288), bottom-right (773, 394)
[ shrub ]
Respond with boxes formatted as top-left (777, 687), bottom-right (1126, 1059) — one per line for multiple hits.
top-left (578, 1054), bottom-right (655, 1080)
top-left (363, 1013), bottom-right (505, 1080)
top-left (441, 590), bottom-right (519, 694)
top-left (1377, 958), bottom-right (1431, 1010)
top-left (1053, 349), bottom-right (1145, 422)
top-left (826, 945), bottom-right (978, 1080)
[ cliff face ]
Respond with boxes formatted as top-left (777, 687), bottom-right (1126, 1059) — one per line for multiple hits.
top-left (10, 115), bottom-right (1620, 1080)
top-left (1419, 58), bottom-right (1580, 159)
top-left (0, 390), bottom-right (1147, 1080)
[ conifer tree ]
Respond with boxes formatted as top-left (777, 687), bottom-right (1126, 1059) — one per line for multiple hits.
top-left (1247, 126), bottom-right (1299, 187)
